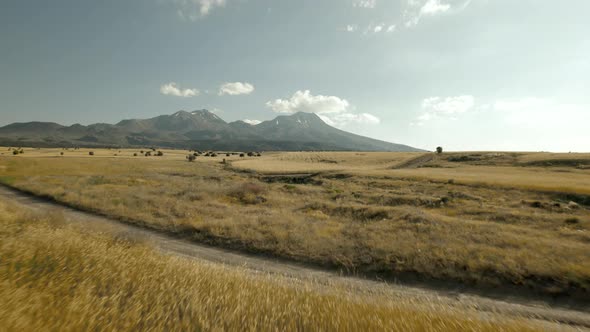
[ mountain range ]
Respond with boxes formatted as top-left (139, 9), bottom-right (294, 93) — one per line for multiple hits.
top-left (0, 110), bottom-right (421, 151)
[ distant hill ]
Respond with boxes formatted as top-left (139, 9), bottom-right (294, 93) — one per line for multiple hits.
top-left (0, 110), bottom-right (422, 151)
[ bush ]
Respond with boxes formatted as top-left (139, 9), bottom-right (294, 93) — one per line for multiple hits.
top-left (60, 152), bottom-right (64, 156)
top-left (228, 182), bottom-right (267, 204)
top-left (187, 155), bottom-right (196, 162)
top-left (12, 150), bottom-right (19, 155)
top-left (240, 153), bottom-right (245, 158)
top-left (436, 146), bottom-right (443, 154)
top-left (156, 151), bottom-right (164, 157)
top-left (247, 152), bottom-right (254, 157)
top-left (133, 153), bottom-right (138, 156)
top-left (565, 217), bottom-right (580, 225)
top-left (89, 151), bottom-right (94, 156)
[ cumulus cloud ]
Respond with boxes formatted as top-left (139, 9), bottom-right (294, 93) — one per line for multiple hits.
top-left (266, 90), bottom-right (350, 114)
top-left (266, 90), bottom-right (380, 128)
top-left (160, 82), bottom-right (199, 98)
top-left (353, 0), bottom-right (377, 8)
top-left (404, 0), bottom-right (470, 27)
top-left (242, 119), bottom-right (261, 125)
top-left (174, 0), bottom-right (227, 20)
top-left (413, 95), bottom-right (474, 125)
top-left (219, 82), bottom-right (255, 96)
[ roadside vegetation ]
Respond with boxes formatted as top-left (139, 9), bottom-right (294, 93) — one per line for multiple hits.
top-left (0, 200), bottom-right (543, 331)
top-left (0, 149), bottom-right (589, 300)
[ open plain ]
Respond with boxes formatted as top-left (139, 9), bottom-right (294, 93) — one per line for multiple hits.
top-left (1, 147), bottom-right (589, 330)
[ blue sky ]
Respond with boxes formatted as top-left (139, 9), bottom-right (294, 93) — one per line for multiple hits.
top-left (1, 0), bottom-right (589, 151)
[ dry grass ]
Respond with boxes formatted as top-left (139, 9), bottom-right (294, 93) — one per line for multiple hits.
top-left (1, 149), bottom-right (589, 299)
top-left (232, 151), bottom-right (420, 173)
top-left (0, 200), bottom-right (543, 331)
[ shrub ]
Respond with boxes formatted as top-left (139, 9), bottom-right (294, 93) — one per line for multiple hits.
top-left (240, 153), bottom-right (245, 157)
top-left (133, 153), bottom-right (138, 156)
top-left (226, 153), bottom-right (231, 157)
top-left (565, 217), bottom-right (580, 225)
top-left (60, 152), bottom-right (64, 156)
top-left (247, 152), bottom-right (254, 157)
top-left (187, 155), bottom-right (196, 162)
top-left (228, 182), bottom-right (267, 204)
top-left (12, 150), bottom-right (19, 155)
top-left (156, 151), bottom-right (164, 157)
top-left (436, 146), bottom-right (443, 154)
top-left (89, 151), bottom-right (94, 156)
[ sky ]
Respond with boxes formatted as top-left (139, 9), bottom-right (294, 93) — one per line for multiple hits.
top-left (1, 0), bottom-right (589, 151)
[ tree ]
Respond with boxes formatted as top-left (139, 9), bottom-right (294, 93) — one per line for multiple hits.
top-left (436, 146), bottom-right (443, 154)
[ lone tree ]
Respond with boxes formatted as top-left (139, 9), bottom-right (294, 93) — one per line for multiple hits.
top-left (436, 146), bottom-right (443, 154)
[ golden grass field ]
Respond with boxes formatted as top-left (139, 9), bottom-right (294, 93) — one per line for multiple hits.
top-left (0, 199), bottom-right (551, 331)
top-left (1, 147), bottom-right (589, 301)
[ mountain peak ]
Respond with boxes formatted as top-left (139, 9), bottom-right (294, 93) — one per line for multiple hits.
top-left (0, 110), bottom-right (421, 152)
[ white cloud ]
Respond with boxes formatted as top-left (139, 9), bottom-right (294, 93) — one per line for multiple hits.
top-left (420, 0), bottom-right (451, 15)
top-left (422, 95), bottom-right (475, 114)
top-left (242, 119), bottom-right (261, 125)
top-left (353, 0), bottom-right (377, 8)
top-left (160, 82), bottom-right (199, 98)
top-left (404, 0), bottom-right (470, 27)
top-left (386, 25), bottom-right (397, 32)
top-left (374, 25), bottom-right (383, 33)
top-left (174, 0), bottom-right (227, 20)
top-left (266, 90), bottom-right (380, 128)
top-left (414, 95), bottom-right (474, 124)
top-left (345, 24), bottom-right (358, 32)
top-left (219, 82), bottom-right (255, 96)
top-left (266, 90), bottom-right (350, 114)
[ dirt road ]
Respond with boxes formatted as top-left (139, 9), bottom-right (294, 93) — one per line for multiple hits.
top-left (1, 184), bottom-right (588, 330)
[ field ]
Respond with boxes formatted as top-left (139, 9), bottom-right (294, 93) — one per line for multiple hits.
top-left (1, 147), bottom-right (589, 304)
top-left (2, 198), bottom-right (558, 331)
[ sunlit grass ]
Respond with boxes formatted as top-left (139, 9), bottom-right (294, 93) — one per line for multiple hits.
top-left (0, 201), bottom-right (543, 331)
top-left (1, 151), bottom-right (589, 299)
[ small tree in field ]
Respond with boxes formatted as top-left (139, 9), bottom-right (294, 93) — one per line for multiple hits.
top-left (187, 154), bottom-right (196, 162)
top-left (436, 146), bottom-right (443, 154)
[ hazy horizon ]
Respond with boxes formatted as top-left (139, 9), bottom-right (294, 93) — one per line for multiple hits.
top-left (1, 0), bottom-right (589, 152)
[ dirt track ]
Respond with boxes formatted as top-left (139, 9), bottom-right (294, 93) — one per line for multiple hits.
top-left (1, 184), bottom-right (589, 330)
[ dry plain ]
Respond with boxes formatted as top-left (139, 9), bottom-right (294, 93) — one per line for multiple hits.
top-left (1, 147), bottom-right (590, 330)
